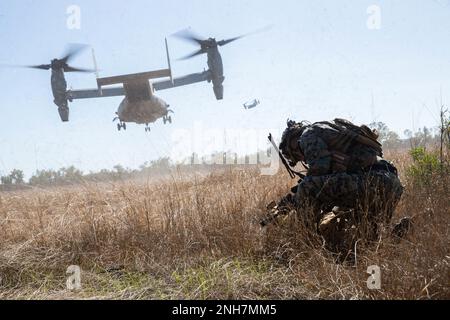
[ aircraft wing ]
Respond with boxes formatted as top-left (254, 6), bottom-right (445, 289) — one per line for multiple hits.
top-left (68, 70), bottom-right (212, 100)
top-left (68, 87), bottom-right (125, 100)
top-left (153, 70), bottom-right (211, 91)
top-left (68, 81), bottom-right (152, 102)
top-left (69, 69), bottom-right (170, 101)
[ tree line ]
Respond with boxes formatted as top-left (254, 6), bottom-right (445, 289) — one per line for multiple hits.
top-left (368, 121), bottom-right (448, 150)
top-left (0, 158), bottom-right (172, 187)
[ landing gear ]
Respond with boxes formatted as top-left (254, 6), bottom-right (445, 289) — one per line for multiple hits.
top-left (163, 115), bottom-right (172, 125)
top-left (117, 122), bottom-right (127, 131)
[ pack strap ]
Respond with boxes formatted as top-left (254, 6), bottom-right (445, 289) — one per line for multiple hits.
top-left (318, 119), bottom-right (383, 156)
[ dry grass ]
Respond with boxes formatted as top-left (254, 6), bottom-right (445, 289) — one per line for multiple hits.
top-left (0, 154), bottom-right (448, 300)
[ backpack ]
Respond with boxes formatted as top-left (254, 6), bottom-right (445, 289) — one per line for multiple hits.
top-left (331, 118), bottom-right (382, 154)
top-left (315, 118), bottom-right (383, 173)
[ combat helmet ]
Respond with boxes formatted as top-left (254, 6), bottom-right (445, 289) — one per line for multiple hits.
top-left (279, 119), bottom-right (309, 166)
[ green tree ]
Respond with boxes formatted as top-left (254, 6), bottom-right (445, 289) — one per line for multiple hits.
top-left (150, 157), bottom-right (171, 169)
top-left (29, 169), bottom-right (58, 185)
top-left (369, 121), bottom-right (401, 148)
top-left (1, 175), bottom-right (12, 185)
top-left (369, 121), bottom-right (389, 142)
top-left (407, 147), bottom-right (441, 186)
top-left (384, 131), bottom-right (400, 149)
top-left (1, 169), bottom-right (24, 185)
top-left (113, 164), bottom-right (126, 174)
top-left (58, 166), bottom-right (83, 183)
top-left (113, 164), bottom-right (131, 180)
top-left (9, 169), bottom-right (24, 184)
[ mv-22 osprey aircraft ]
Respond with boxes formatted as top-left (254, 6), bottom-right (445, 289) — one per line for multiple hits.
top-left (14, 29), bottom-right (255, 132)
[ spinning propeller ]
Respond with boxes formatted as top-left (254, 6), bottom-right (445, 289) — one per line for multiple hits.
top-left (6, 43), bottom-right (95, 73)
top-left (173, 26), bottom-right (271, 60)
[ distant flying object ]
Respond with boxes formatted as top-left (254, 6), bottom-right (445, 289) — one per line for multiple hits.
top-left (5, 28), bottom-right (267, 131)
top-left (243, 99), bottom-right (260, 109)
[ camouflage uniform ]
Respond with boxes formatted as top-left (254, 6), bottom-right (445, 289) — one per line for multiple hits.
top-left (279, 119), bottom-right (404, 255)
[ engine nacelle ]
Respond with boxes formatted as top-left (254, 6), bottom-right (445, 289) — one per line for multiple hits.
top-left (57, 106), bottom-right (69, 122)
top-left (207, 47), bottom-right (225, 100)
top-left (51, 69), bottom-right (70, 122)
top-left (213, 83), bottom-right (224, 100)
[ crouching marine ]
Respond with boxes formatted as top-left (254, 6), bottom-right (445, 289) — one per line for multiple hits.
top-left (262, 118), bottom-right (409, 259)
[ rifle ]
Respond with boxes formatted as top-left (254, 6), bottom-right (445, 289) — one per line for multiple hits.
top-left (260, 194), bottom-right (297, 227)
top-left (268, 133), bottom-right (305, 180)
top-left (260, 134), bottom-right (306, 227)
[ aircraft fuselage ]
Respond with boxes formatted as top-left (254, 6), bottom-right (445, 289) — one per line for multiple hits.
top-left (117, 95), bottom-right (170, 124)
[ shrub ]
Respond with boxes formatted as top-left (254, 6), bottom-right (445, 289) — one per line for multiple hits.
top-left (406, 147), bottom-right (445, 187)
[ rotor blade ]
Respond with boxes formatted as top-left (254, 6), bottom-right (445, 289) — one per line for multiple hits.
top-left (28, 64), bottom-right (52, 70)
top-left (217, 36), bottom-right (244, 46)
top-left (218, 25), bottom-right (273, 47)
top-left (60, 43), bottom-right (90, 63)
top-left (172, 28), bottom-right (204, 45)
top-left (0, 63), bottom-right (52, 70)
top-left (64, 65), bottom-right (95, 73)
top-left (178, 48), bottom-right (205, 60)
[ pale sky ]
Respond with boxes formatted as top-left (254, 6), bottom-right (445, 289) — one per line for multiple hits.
top-left (0, 0), bottom-right (449, 177)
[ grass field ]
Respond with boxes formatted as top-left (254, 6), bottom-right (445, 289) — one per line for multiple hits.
top-left (0, 152), bottom-right (448, 299)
